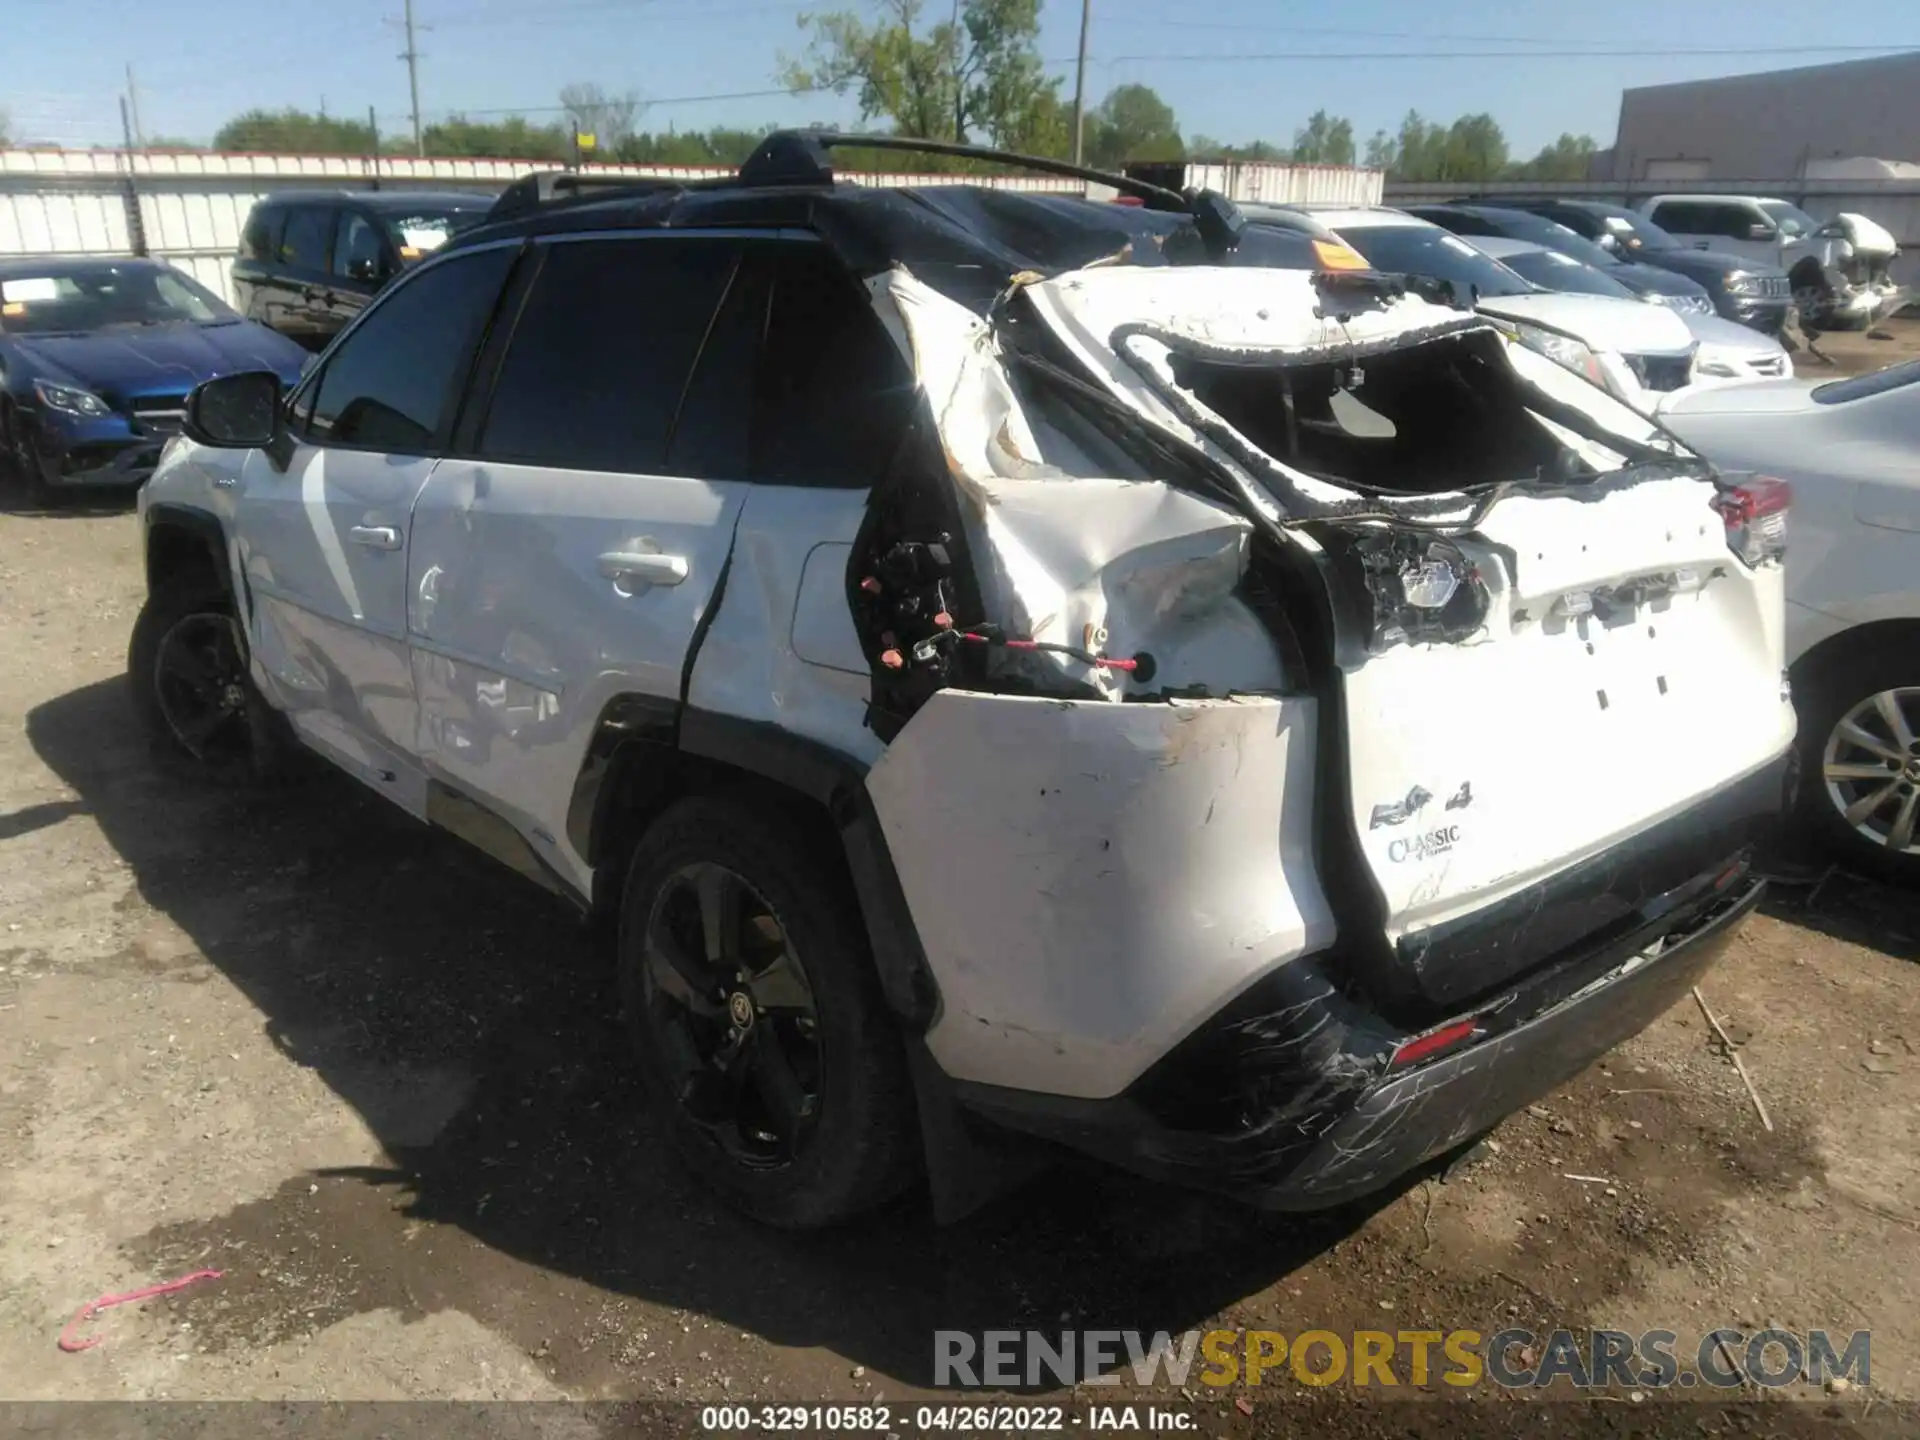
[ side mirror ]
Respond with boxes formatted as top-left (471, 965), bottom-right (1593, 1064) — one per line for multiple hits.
top-left (346, 256), bottom-right (381, 282)
top-left (184, 371), bottom-right (282, 450)
top-left (1746, 221), bottom-right (1778, 242)
top-left (1816, 220), bottom-right (1848, 240)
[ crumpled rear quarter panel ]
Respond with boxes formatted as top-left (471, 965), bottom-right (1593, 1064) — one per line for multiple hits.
top-left (865, 690), bottom-right (1334, 1100)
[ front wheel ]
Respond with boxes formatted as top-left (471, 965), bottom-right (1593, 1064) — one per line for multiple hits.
top-left (0, 399), bottom-right (50, 505)
top-left (617, 795), bottom-right (918, 1228)
top-left (1795, 650), bottom-right (1920, 885)
top-left (128, 587), bottom-right (288, 784)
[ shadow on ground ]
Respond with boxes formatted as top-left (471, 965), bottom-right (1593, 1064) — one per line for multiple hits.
top-left (27, 676), bottom-right (1395, 1386)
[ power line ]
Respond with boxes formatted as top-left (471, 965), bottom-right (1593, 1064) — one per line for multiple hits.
top-left (1107, 43), bottom-right (1920, 65)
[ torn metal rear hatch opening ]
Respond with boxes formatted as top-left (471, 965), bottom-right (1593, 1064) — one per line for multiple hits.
top-left (852, 258), bottom-right (1728, 712)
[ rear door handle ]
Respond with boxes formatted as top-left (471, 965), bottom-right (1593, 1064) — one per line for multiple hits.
top-left (598, 551), bottom-right (688, 587)
top-left (349, 524), bottom-right (400, 550)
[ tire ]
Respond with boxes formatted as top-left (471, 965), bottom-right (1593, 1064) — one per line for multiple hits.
top-left (128, 584), bottom-right (292, 786)
top-left (1793, 647), bottom-right (1920, 885)
top-left (0, 398), bottom-right (51, 506)
top-left (616, 794), bottom-right (918, 1228)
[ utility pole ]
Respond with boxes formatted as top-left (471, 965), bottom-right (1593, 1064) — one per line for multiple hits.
top-left (1070, 0), bottom-right (1090, 166)
top-left (400, 0), bottom-right (424, 157)
top-left (124, 62), bottom-right (145, 149)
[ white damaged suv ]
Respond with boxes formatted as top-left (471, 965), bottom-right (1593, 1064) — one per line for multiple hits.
top-left (132, 133), bottom-right (1795, 1228)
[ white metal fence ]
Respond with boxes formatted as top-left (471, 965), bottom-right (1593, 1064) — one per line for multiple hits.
top-left (0, 147), bottom-right (1095, 302)
top-left (0, 146), bottom-right (1390, 304)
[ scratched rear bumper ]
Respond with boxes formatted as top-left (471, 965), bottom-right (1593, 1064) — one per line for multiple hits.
top-left (952, 870), bottom-right (1763, 1213)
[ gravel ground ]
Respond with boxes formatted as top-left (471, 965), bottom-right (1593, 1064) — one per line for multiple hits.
top-left (3, 338), bottom-right (1919, 1434)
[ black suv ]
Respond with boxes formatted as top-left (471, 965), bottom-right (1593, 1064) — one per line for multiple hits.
top-left (1459, 197), bottom-right (1793, 335)
top-left (234, 191), bottom-right (494, 350)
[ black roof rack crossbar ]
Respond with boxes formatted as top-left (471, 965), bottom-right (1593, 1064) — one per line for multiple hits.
top-left (744, 130), bottom-right (1191, 211)
top-left (741, 130), bottom-right (1247, 258)
top-left (486, 169), bottom-right (691, 223)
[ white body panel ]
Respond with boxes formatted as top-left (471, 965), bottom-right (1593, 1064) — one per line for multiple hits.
top-left (405, 459), bottom-right (751, 893)
top-left (1660, 372), bottom-right (1920, 667)
top-left (1345, 479), bottom-right (1792, 939)
top-left (871, 691), bottom-right (1333, 1099)
top-left (232, 441), bottom-right (433, 816)
top-left (685, 484), bottom-right (886, 769)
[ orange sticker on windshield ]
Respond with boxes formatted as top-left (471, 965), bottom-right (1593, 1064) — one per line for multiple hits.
top-left (1, 302), bottom-right (24, 317)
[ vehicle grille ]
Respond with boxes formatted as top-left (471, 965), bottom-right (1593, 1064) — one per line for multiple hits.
top-left (1755, 275), bottom-right (1791, 299)
top-left (129, 395), bottom-right (188, 438)
top-left (1625, 352), bottom-right (1694, 392)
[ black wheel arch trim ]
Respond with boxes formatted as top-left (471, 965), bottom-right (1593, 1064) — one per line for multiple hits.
top-left (143, 502), bottom-right (232, 601)
top-left (566, 698), bottom-right (942, 1032)
top-left (677, 707), bottom-right (941, 1030)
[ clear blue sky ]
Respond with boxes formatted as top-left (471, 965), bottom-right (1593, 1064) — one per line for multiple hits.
top-left (5, 0), bottom-right (1918, 156)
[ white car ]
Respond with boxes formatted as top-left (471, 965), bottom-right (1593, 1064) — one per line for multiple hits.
top-left (132, 135), bottom-right (1792, 1227)
top-left (1639, 195), bottom-right (1901, 330)
top-left (1662, 361), bottom-right (1920, 881)
top-left (1464, 236), bottom-right (1793, 391)
top-left (1257, 205), bottom-right (1701, 412)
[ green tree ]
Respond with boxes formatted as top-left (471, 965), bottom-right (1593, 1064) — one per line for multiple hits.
top-left (782, 0), bottom-right (1063, 152)
top-left (1290, 109), bottom-right (1355, 166)
top-left (1382, 109), bottom-right (1510, 182)
top-left (1082, 83), bottom-right (1181, 169)
top-left (1184, 134), bottom-right (1286, 162)
top-left (1509, 132), bottom-right (1598, 181)
top-left (214, 107), bottom-right (376, 154)
top-left (419, 115), bottom-right (569, 161)
top-left (1362, 129), bottom-right (1395, 170)
top-left (1441, 112), bottom-right (1508, 182)
top-left (0, 108), bottom-right (10, 147)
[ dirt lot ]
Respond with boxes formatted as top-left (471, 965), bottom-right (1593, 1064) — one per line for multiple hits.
top-left (3, 332), bottom-right (1919, 1434)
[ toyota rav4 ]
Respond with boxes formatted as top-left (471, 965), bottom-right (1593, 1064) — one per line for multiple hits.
top-left (131, 133), bottom-right (1794, 1229)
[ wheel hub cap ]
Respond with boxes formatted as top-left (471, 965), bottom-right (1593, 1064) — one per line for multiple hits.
top-left (1821, 686), bottom-right (1920, 854)
top-left (638, 861), bottom-right (821, 1167)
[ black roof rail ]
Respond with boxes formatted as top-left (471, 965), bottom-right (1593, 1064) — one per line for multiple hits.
top-left (738, 129), bottom-right (1247, 259)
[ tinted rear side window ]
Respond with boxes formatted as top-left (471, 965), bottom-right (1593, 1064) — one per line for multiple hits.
top-left (241, 205), bottom-right (284, 262)
top-left (307, 246), bottom-right (515, 452)
top-left (476, 237), bottom-right (740, 474)
top-left (749, 245), bottom-right (917, 488)
top-left (277, 206), bottom-right (333, 269)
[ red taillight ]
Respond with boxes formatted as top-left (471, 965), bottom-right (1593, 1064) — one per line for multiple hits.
top-left (1710, 476), bottom-right (1790, 566)
top-left (1389, 1018), bottom-right (1479, 1069)
top-left (1109, 195), bottom-right (1145, 207)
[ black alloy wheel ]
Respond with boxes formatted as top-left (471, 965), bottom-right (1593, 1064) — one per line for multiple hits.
top-left (638, 860), bottom-right (823, 1166)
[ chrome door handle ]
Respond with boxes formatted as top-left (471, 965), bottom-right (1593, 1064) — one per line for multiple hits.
top-left (598, 551), bottom-right (688, 587)
top-left (349, 524), bottom-right (400, 550)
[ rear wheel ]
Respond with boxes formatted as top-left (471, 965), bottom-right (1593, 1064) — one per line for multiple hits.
top-left (1796, 650), bottom-right (1920, 884)
top-left (617, 795), bottom-right (917, 1228)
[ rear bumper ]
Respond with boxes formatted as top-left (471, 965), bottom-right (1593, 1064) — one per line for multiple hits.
top-left (952, 755), bottom-right (1786, 1211)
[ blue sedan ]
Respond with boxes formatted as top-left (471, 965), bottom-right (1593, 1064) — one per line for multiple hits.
top-left (1, 256), bottom-right (309, 500)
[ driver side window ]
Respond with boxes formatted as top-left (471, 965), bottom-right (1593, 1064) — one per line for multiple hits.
top-left (301, 245), bottom-right (516, 455)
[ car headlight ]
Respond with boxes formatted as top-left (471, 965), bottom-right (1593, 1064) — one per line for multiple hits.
top-left (1723, 272), bottom-right (1762, 295)
top-left (1512, 321), bottom-right (1623, 397)
top-left (33, 379), bottom-right (113, 419)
